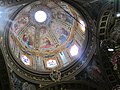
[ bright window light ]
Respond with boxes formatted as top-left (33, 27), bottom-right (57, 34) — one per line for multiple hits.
top-left (80, 20), bottom-right (85, 27)
top-left (21, 55), bottom-right (30, 65)
top-left (108, 48), bottom-right (114, 52)
top-left (0, 11), bottom-right (2, 18)
top-left (70, 45), bottom-right (79, 56)
top-left (47, 59), bottom-right (57, 68)
top-left (34, 10), bottom-right (47, 23)
top-left (79, 18), bottom-right (86, 32)
top-left (116, 13), bottom-right (120, 17)
top-left (80, 20), bottom-right (85, 32)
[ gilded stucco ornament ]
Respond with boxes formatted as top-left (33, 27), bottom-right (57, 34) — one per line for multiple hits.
top-left (50, 70), bottom-right (61, 82)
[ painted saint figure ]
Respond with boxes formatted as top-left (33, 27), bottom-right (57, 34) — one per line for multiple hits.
top-left (56, 28), bottom-right (69, 43)
top-left (40, 37), bottom-right (52, 49)
top-left (22, 33), bottom-right (33, 48)
top-left (12, 15), bottom-right (29, 34)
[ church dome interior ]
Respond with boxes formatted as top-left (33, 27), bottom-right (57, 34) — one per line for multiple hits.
top-left (8, 0), bottom-right (87, 73)
top-left (0, 0), bottom-right (120, 90)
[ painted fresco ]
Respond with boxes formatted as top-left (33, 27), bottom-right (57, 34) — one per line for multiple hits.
top-left (11, 14), bottom-right (29, 35)
top-left (39, 26), bottom-right (54, 50)
top-left (46, 0), bottom-right (57, 9)
top-left (9, 0), bottom-right (86, 72)
top-left (50, 21), bottom-right (70, 44)
top-left (56, 11), bottom-right (73, 24)
top-left (40, 37), bottom-right (53, 49)
top-left (21, 26), bottom-right (35, 48)
top-left (56, 27), bottom-right (70, 44)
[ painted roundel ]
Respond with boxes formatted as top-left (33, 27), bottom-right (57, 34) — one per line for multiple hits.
top-left (9, 0), bottom-right (87, 72)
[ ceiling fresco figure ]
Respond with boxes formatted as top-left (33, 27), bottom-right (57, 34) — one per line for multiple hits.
top-left (22, 32), bottom-right (34, 48)
top-left (12, 15), bottom-right (29, 34)
top-left (57, 27), bottom-right (70, 43)
top-left (40, 37), bottom-right (53, 49)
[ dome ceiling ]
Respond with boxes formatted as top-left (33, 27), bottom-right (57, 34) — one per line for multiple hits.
top-left (8, 0), bottom-right (86, 72)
